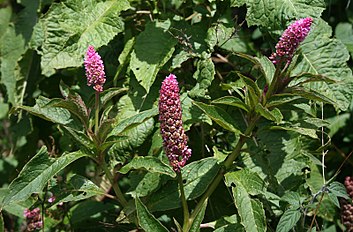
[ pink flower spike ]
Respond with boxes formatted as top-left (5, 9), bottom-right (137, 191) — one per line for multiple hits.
top-left (270, 17), bottom-right (313, 65)
top-left (84, 45), bottom-right (106, 92)
top-left (159, 74), bottom-right (191, 172)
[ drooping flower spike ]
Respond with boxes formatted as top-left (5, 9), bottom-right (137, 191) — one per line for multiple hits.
top-left (269, 17), bottom-right (313, 65)
top-left (159, 74), bottom-right (192, 172)
top-left (84, 45), bottom-right (106, 92)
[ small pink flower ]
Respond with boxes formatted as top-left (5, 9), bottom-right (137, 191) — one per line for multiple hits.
top-left (23, 208), bottom-right (42, 231)
top-left (159, 74), bottom-right (191, 172)
top-left (84, 45), bottom-right (106, 92)
top-left (270, 17), bottom-right (313, 65)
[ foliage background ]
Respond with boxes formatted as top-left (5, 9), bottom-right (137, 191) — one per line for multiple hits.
top-left (1, 0), bottom-right (353, 231)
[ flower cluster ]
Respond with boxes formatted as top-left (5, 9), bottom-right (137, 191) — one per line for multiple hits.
top-left (84, 45), bottom-right (106, 92)
top-left (341, 176), bottom-right (353, 231)
top-left (23, 208), bottom-right (43, 231)
top-left (159, 74), bottom-right (191, 172)
top-left (269, 17), bottom-right (313, 65)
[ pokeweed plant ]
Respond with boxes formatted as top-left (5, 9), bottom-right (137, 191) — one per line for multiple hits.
top-left (1, 0), bottom-right (353, 231)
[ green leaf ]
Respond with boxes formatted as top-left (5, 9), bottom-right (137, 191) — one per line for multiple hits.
top-left (100, 87), bottom-right (128, 107)
top-left (328, 181), bottom-right (350, 200)
top-left (189, 200), bottom-right (208, 232)
top-left (136, 197), bottom-right (169, 232)
top-left (45, 96), bottom-right (89, 128)
top-left (188, 58), bottom-right (215, 99)
top-left (266, 94), bottom-right (302, 108)
top-left (231, 185), bottom-right (266, 232)
top-left (192, 101), bottom-right (242, 134)
top-left (59, 126), bottom-right (95, 154)
top-left (31, 0), bottom-right (130, 76)
top-left (231, 0), bottom-right (325, 29)
top-left (15, 96), bottom-right (72, 125)
top-left (269, 125), bottom-right (318, 139)
top-left (335, 22), bottom-right (353, 55)
top-left (50, 175), bottom-right (105, 205)
top-left (225, 169), bottom-right (266, 195)
top-left (0, 3), bottom-right (38, 106)
top-left (276, 208), bottom-right (301, 232)
top-left (255, 104), bottom-right (283, 124)
top-left (115, 38), bottom-right (135, 81)
top-left (148, 158), bottom-right (219, 211)
top-left (0, 211), bottom-right (3, 232)
top-left (130, 20), bottom-right (176, 92)
top-left (119, 156), bottom-right (176, 178)
top-left (284, 87), bottom-right (337, 106)
top-left (2, 147), bottom-right (88, 206)
top-left (127, 172), bottom-right (162, 197)
top-left (292, 19), bottom-right (353, 111)
top-left (212, 96), bottom-right (249, 112)
top-left (237, 72), bottom-right (261, 97)
top-left (109, 108), bottom-right (158, 136)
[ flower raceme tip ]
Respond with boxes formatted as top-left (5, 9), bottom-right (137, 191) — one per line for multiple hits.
top-left (269, 17), bottom-right (313, 65)
top-left (159, 74), bottom-right (191, 172)
top-left (84, 45), bottom-right (106, 92)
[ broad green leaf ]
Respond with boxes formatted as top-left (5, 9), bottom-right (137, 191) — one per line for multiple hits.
top-left (148, 158), bottom-right (219, 211)
top-left (100, 87), bottom-right (128, 107)
top-left (328, 181), bottom-right (350, 200)
top-left (280, 191), bottom-right (303, 207)
top-left (136, 197), bottom-right (169, 232)
top-left (291, 73), bottom-right (336, 86)
top-left (115, 38), bottom-right (135, 81)
top-left (266, 94), bottom-right (301, 108)
top-left (15, 96), bottom-right (72, 125)
top-left (212, 96), bottom-right (249, 112)
top-left (59, 126), bottom-right (95, 155)
top-left (2, 147), bottom-right (88, 206)
top-left (327, 113), bottom-right (350, 137)
top-left (225, 169), bottom-right (266, 195)
top-left (192, 101), bottom-right (242, 134)
top-left (130, 20), bottom-right (176, 92)
top-left (109, 108), bottom-right (158, 136)
top-left (0, 3), bottom-right (38, 106)
top-left (119, 156), bottom-right (176, 178)
top-left (31, 0), bottom-right (130, 76)
top-left (231, 185), bottom-right (266, 232)
top-left (45, 96), bottom-right (89, 128)
top-left (50, 175), bottom-right (104, 205)
top-left (189, 200), bottom-right (208, 232)
top-left (231, 0), bottom-right (325, 29)
top-left (189, 58), bottom-right (215, 99)
top-left (284, 87), bottom-right (336, 106)
top-left (292, 19), bottom-right (353, 111)
top-left (276, 208), bottom-right (301, 232)
top-left (127, 172), bottom-right (162, 197)
top-left (0, 211), bottom-right (3, 232)
top-left (269, 125), bottom-right (318, 139)
top-left (335, 22), bottom-right (353, 55)
top-left (255, 104), bottom-right (283, 124)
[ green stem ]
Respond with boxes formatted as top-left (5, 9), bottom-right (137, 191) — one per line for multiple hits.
top-left (95, 92), bottom-right (100, 134)
top-left (178, 172), bottom-right (190, 231)
top-left (185, 116), bottom-right (259, 232)
top-left (102, 160), bottom-right (128, 207)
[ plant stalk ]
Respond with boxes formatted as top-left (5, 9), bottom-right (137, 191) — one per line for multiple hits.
top-left (102, 160), bottom-right (128, 207)
top-left (185, 116), bottom-right (259, 232)
top-left (178, 172), bottom-right (190, 231)
top-left (95, 92), bottom-right (100, 134)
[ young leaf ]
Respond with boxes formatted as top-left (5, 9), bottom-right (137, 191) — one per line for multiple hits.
top-left (188, 57), bottom-right (215, 99)
top-left (192, 101), bottom-right (243, 134)
top-left (31, 0), bottom-right (131, 76)
top-left (136, 197), bottom-right (169, 232)
top-left (100, 87), bottom-right (128, 107)
top-left (130, 20), bottom-right (176, 92)
top-left (2, 147), bottom-right (88, 206)
top-left (255, 104), bottom-right (283, 124)
top-left (59, 126), bottom-right (95, 155)
top-left (212, 96), bottom-right (249, 112)
top-left (119, 156), bottom-right (176, 178)
top-left (275, 208), bottom-right (301, 232)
